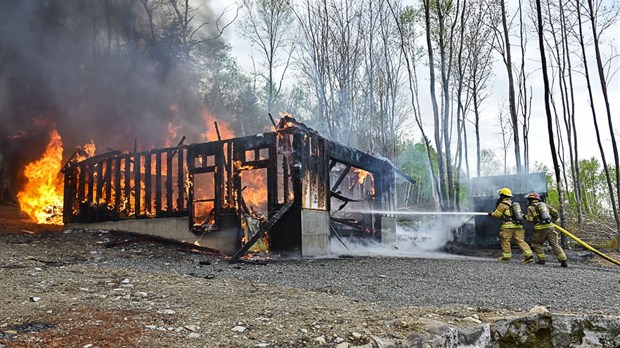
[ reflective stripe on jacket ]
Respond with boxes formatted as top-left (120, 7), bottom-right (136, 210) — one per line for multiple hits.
top-left (491, 199), bottom-right (521, 229)
top-left (524, 201), bottom-right (557, 230)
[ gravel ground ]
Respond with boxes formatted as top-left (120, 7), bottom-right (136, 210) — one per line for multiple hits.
top-left (1, 205), bottom-right (619, 347)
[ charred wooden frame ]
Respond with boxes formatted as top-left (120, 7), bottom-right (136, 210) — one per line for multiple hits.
top-left (63, 117), bottom-right (399, 251)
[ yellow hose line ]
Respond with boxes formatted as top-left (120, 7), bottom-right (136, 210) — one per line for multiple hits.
top-left (553, 224), bottom-right (620, 267)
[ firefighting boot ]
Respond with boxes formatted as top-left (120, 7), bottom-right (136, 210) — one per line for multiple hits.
top-left (560, 260), bottom-right (568, 267)
top-left (536, 259), bottom-right (546, 265)
top-left (498, 256), bottom-right (511, 261)
top-left (521, 255), bottom-right (534, 264)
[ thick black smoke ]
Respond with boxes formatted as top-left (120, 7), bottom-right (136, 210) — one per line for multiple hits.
top-left (0, 0), bottom-right (216, 196)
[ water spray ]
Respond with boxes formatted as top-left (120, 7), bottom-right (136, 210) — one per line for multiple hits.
top-left (356, 210), bottom-right (488, 216)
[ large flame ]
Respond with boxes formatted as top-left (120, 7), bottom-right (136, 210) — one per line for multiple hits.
top-left (202, 109), bottom-right (234, 141)
top-left (17, 130), bottom-right (65, 225)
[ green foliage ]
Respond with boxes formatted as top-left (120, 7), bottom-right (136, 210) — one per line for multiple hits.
top-left (540, 157), bottom-right (616, 221)
top-left (395, 139), bottom-right (438, 207)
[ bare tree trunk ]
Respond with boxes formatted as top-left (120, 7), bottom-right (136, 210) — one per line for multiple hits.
top-left (500, 0), bottom-right (522, 173)
top-left (387, 0), bottom-right (440, 207)
top-left (474, 87), bottom-right (481, 177)
top-left (558, 0), bottom-right (583, 224)
top-left (423, 0), bottom-right (447, 210)
top-left (576, 0), bottom-right (620, 247)
top-left (438, 0), bottom-right (457, 210)
top-left (517, 0), bottom-right (530, 173)
top-left (535, 0), bottom-right (566, 243)
top-left (586, 0), bottom-right (620, 245)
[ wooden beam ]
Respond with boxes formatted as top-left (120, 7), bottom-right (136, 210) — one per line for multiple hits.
top-left (229, 201), bottom-right (293, 263)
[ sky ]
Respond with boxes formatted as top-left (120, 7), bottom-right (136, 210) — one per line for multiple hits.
top-left (210, 0), bottom-right (619, 174)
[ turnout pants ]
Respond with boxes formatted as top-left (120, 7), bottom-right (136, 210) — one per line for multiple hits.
top-left (499, 227), bottom-right (532, 260)
top-left (532, 227), bottom-right (567, 262)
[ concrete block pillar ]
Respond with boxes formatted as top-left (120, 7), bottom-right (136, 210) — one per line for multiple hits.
top-left (301, 209), bottom-right (330, 257)
top-left (381, 216), bottom-right (397, 245)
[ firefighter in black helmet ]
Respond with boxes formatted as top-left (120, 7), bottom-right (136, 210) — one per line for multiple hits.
top-left (488, 188), bottom-right (534, 263)
top-left (524, 192), bottom-right (567, 267)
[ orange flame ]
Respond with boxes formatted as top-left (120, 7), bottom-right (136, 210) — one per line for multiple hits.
top-left (202, 110), bottom-right (234, 141)
top-left (17, 130), bottom-right (65, 225)
top-left (75, 141), bottom-right (96, 162)
top-left (353, 168), bottom-right (372, 185)
top-left (235, 161), bottom-right (268, 212)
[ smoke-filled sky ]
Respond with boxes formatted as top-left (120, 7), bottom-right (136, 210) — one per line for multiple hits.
top-left (0, 0), bottom-right (219, 188)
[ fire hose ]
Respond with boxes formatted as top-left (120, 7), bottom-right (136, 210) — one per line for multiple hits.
top-left (553, 224), bottom-right (620, 267)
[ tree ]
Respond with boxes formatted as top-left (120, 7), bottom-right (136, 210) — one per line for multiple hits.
top-left (574, 0), bottom-right (620, 246)
top-left (388, 1), bottom-right (441, 208)
top-left (535, 0), bottom-right (567, 247)
top-left (464, 0), bottom-right (495, 178)
top-left (239, 0), bottom-right (295, 114)
top-left (496, 107), bottom-right (513, 175)
top-left (490, 0), bottom-right (522, 173)
top-left (585, 0), bottom-right (620, 244)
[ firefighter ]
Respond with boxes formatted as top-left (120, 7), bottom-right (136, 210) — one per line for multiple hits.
top-left (488, 187), bottom-right (534, 263)
top-left (524, 192), bottom-right (568, 267)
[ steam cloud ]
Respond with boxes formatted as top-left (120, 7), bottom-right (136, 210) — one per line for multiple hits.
top-left (330, 215), bottom-right (477, 259)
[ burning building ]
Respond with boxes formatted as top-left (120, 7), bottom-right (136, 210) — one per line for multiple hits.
top-left (62, 116), bottom-right (409, 259)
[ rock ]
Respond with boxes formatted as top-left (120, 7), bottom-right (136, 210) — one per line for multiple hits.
top-left (300, 328), bottom-right (308, 333)
top-left (491, 313), bottom-right (620, 347)
top-left (314, 335), bottom-right (326, 344)
top-left (351, 332), bottom-right (362, 340)
top-left (30, 296), bottom-right (40, 302)
top-left (255, 344), bottom-right (268, 347)
top-left (188, 333), bottom-right (201, 339)
top-left (407, 317), bottom-right (493, 348)
top-left (83, 344), bottom-right (93, 348)
top-left (529, 305), bottom-right (549, 314)
top-left (184, 324), bottom-right (200, 332)
top-left (231, 325), bottom-right (247, 333)
top-left (335, 343), bottom-right (349, 348)
top-left (334, 337), bottom-right (345, 343)
top-left (156, 309), bottom-right (175, 315)
top-left (145, 325), bottom-right (157, 330)
top-left (350, 344), bottom-right (373, 348)
top-left (463, 316), bottom-right (482, 324)
top-left (121, 278), bottom-right (130, 284)
top-left (135, 291), bottom-right (148, 298)
top-left (370, 335), bottom-right (397, 348)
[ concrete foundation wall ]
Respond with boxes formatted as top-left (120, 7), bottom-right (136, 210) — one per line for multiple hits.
top-left (66, 217), bottom-right (239, 255)
top-left (301, 209), bottom-right (330, 257)
top-left (381, 217), bottom-right (397, 245)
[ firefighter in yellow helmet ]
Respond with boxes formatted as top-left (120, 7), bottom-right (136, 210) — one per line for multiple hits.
top-left (524, 192), bottom-right (567, 267)
top-left (488, 188), bottom-right (534, 263)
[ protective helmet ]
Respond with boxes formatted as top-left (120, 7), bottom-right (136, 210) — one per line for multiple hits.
top-left (498, 187), bottom-right (513, 197)
top-left (526, 192), bottom-right (540, 200)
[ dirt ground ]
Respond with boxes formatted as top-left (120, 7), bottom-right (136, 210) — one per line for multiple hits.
top-left (1, 204), bottom-right (618, 348)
